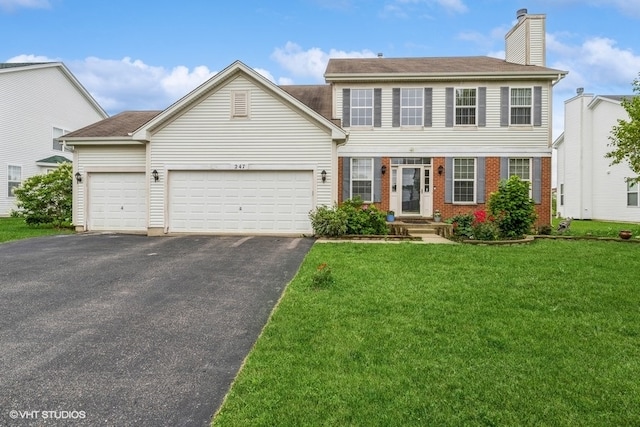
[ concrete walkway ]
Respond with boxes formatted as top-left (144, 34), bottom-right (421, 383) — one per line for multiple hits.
top-left (316, 234), bottom-right (456, 244)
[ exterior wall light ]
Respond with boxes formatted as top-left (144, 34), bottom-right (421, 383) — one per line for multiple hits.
top-left (321, 169), bottom-right (327, 183)
top-left (381, 164), bottom-right (387, 175)
top-left (75, 172), bottom-right (82, 183)
top-left (437, 165), bottom-right (444, 176)
top-left (152, 169), bottom-right (159, 182)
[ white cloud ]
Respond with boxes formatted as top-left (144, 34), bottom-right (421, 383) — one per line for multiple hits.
top-left (434, 0), bottom-right (467, 13)
top-left (7, 53), bottom-right (56, 62)
top-left (0, 0), bottom-right (49, 11)
top-left (271, 42), bottom-right (376, 82)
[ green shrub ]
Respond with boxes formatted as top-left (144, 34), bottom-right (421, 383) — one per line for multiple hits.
top-left (11, 162), bottom-right (73, 228)
top-left (472, 210), bottom-right (500, 240)
top-left (488, 176), bottom-right (537, 239)
top-left (308, 197), bottom-right (388, 237)
top-left (448, 213), bottom-right (474, 239)
top-left (309, 204), bottom-right (348, 237)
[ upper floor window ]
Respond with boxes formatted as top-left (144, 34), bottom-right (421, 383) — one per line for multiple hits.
top-left (350, 89), bottom-right (373, 126)
top-left (453, 158), bottom-right (475, 203)
top-left (510, 88), bottom-right (532, 125)
top-left (7, 165), bottom-right (21, 197)
top-left (350, 158), bottom-right (373, 202)
top-left (455, 88), bottom-right (476, 125)
top-left (627, 181), bottom-right (639, 207)
top-left (53, 127), bottom-right (71, 152)
top-left (401, 88), bottom-right (423, 126)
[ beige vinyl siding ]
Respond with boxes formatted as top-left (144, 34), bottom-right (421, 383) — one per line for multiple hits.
top-left (148, 75), bottom-right (334, 228)
top-left (506, 24), bottom-right (527, 65)
top-left (73, 145), bottom-right (146, 227)
top-left (334, 82), bottom-right (553, 157)
top-left (528, 18), bottom-right (546, 67)
top-left (0, 66), bottom-right (106, 215)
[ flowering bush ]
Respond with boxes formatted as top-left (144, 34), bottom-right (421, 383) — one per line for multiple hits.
top-left (471, 209), bottom-right (499, 241)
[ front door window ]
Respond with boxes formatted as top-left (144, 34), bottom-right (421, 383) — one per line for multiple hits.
top-left (401, 167), bottom-right (421, 215)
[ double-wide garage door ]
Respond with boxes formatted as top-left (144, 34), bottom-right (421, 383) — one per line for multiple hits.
top-left (169, 170), bottom-right (313, 234)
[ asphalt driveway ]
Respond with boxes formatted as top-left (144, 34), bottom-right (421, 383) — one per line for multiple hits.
top-left (0, 233), bottom-right (314, 426)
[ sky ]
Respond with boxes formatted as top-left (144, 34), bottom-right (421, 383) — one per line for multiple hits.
top-left (2, 0), bottom-right (640, 142)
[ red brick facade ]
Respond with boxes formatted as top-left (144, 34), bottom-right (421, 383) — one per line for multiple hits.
top-left (338, 156), bottom-right (552, 227)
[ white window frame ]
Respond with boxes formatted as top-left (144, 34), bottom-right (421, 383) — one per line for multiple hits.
top-left (510, 87), bottom-right (533, 125)
top-left (350, 158), bottom-right (374, 202)
top-left (455, 88), bottom-right (477, 126)
top-left (231, 90), bottom-right (249, 118)
top-left (559, 183), bottom-right (564, 206)
top-left (453, 158), bottom-right (476, 203)
top-left (401, 88), bottom-right (423, 126)
top-left (350, 89), bottom-right (373, 127)
top-left (509, 158), bottom-right (532, 196)
top-left (627, 181), bottom-right (639, 207)
top-left (53, 127), bottom-right (71, 152)
top-left (7, 164), bottom-right (22, 197)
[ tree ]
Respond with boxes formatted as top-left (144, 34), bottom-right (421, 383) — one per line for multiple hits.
top-left (606, 74), bottom-right (640, 184)
top-left (11, 162), bottom-right (73, 227)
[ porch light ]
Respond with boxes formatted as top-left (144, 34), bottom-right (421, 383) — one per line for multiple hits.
top-left (321, 169), bottom-right (327, 183)
top-left (437, 165), bottom-right (444, 176)
top-left (381, 165), bottom-right (387, 175)
top-left (152, 169), bottom-right (159, 182)
top-left (75, 172), bottom-right (82, 184)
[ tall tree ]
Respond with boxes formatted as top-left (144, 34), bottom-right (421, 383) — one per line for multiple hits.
top-left (606, 74), bottom-right (640, 184)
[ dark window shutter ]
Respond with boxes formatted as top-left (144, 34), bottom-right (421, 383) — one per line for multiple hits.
top-left (392, 88), bottom-right (400, 127)
top-left (424, 88), bottom-right (432, 127)
top-left (342, 157), bottom-right (351, 200)
top-left (373, 158), bottom-right (382, 202)
top-left (445, 157), bottom-right (453, 203)
top-left (532, 157), bottom-right (542, 203)
top-left (374, 88), bottom-right (382, 127)
top-left (533, 86), bottom-right (542, 127)
top-left (342, 89), bottom-right (350, 128)
top-left (477, 157), bottom-right (485, 203)
top-left (500, 157), bottom-right (509, 180)
top-left (478, 87), bottom-right (486, 127)
top-left (500, 87), bottom-right (509, 127)
top-left (445, 87), bottom-right (454, 127)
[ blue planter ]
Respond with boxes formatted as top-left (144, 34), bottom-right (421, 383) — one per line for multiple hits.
top-left (386, 214), bottom-right (395, 222)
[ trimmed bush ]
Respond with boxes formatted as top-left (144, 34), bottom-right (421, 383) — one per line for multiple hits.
top-left (488, 176), bottom-right (537, 239)
top-left (308, 197), bottom-right (388, 237)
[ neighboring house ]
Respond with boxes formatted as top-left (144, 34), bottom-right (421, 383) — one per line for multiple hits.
top-left (0, 62), bottom-right (108, 215)
top-left (64, 9), bottom-right (566, 236)
top-left (554, 90), bottom-right (640, 222)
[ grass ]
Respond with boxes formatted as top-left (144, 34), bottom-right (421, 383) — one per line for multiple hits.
top-left (551, 217), bottom-right (640, 238)
top-left (0, 217), bottom-right (73, 243)
top-left (213, 240), bottom-right (640, 426)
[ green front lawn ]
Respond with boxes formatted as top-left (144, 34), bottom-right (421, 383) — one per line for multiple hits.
top-left (551, 217), bottom-right (640, 238)
top-left (0, 217), bottom-right (73, 243)
top-left (214, 240), bottom-right (640, 426)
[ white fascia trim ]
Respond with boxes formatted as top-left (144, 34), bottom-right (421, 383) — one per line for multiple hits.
top-left (164, 163), bottom-right (319, 171)
top-left (337, 147), bottom-right (552, 157)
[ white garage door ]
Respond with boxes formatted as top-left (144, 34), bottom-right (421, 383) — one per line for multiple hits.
top-left (168, 170), bottom-right (313, 233)
top-left (88, 172), bottom-right (147, 231)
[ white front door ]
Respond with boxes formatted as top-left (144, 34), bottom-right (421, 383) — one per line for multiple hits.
top-left (391, 166), bottom-right (433, 217)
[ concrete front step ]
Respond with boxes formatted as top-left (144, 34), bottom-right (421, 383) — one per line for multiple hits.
top-left (390, 220), bottom-right (453, 238)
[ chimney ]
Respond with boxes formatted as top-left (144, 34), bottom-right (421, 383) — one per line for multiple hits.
top-left (577, 88), bottom-right (584, 95)
top-left (505, 9), bottom-right (546, 67)
top-left (517, 8), bottom-right (527, 20)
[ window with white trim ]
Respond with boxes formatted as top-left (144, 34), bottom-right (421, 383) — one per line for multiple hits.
top-left (350, 89), bottom-right (373, 126)
top-left (7, 165), bottom-right (21, 197)
top-left (455, 88), bottom-right (476, 125)
top-left (511, 88), bottom-right (532, 125)
top-left (627, 181), bottom-right (639, 207)
top-left (53, 127), bottom-right (72, 152)
top-left (401, 88), bottom-right (423, 126)
top-left (351, 158), bottom-right (373, 202)
top-left (559, 183), bottom-right (564, 206)
top-left (509, 158), bottom-right (532, 195)
top-left (453, 158), bottom-right (475, 202)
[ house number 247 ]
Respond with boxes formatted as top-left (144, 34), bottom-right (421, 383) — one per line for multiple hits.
top-left (233, 163), bottom-right (248, 170)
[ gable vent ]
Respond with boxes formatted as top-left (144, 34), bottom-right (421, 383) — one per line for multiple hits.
top-left (232, 91), bottom-right (249, 117)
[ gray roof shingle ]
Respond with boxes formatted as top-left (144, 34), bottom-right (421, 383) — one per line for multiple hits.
top-left (63, 111), bottom-right (162, 138)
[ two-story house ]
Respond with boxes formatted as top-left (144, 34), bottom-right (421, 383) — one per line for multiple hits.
top-left (63, 9), bottom-right (565, 235)
top-left (0, 62), bottom-right (108, 215)
top-left (329, 8), bottom-right (566, 224)
top-left (554, 90), bottom-right (640, 222)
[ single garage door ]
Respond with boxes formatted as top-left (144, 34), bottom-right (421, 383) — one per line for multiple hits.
top-left (88, 172), bottom-right (147, 231)
top-left (168, 170), bottom-right (313, 233)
